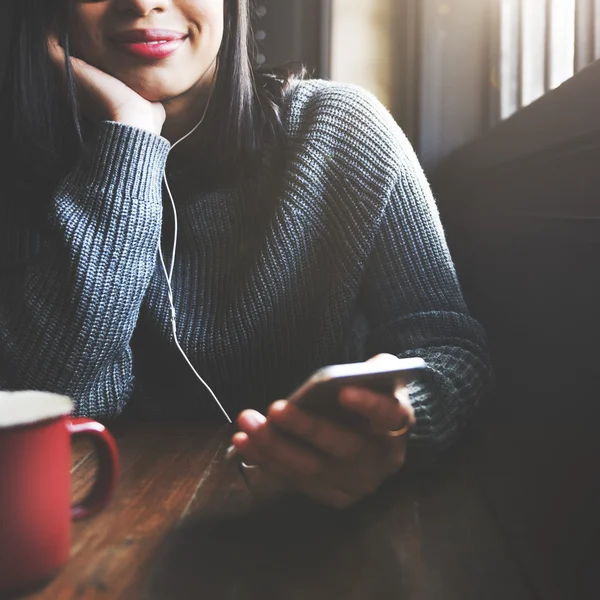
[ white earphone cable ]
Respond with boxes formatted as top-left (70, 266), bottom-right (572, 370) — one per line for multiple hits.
top-left (157, 88), bottom-right (233, 424)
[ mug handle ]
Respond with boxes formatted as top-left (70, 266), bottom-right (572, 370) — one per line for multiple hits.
top-left (66, 418), bottom-right (119, 520)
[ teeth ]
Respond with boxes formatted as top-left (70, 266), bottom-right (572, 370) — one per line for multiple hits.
top-left (139, 40), bottom-right (173, 45)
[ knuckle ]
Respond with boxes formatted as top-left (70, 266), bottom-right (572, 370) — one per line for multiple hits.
top-left (339, 436), bottom-right (364, 460)
top-left (298, 456), bottom-right (323, 478)
top-left (308, 421), bottom-right (329, 447)
top-left (295, 413), bottom-right (319, 440)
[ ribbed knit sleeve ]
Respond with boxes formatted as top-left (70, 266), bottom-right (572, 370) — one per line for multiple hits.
top-left (357, 122), bottom-right (492, 467)
top-left (282, 81), bottom-right (492, 465)
top-left (0, 121), bottom-right (170, 418)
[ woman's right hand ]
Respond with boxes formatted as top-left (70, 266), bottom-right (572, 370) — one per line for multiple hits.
top-left (48, 36), bottom-right (166, 136)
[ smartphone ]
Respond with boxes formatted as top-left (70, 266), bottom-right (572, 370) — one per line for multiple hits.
top-left (287, 357), bottom-right (426, 425)
top-left (225, 357), bottom-right (427, 462)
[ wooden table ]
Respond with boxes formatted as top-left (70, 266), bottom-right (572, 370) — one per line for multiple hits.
top-left (14, 422), bottom-right (538, 600)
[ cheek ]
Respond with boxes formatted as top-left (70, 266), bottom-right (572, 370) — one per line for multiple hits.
top-left (188, 1), bottom-right (224, 41)
top-left (68, 9), bottom-right (106, 64)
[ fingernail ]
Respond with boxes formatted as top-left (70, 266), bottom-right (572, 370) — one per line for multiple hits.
top-left (243, 411), bottom-right (266, 430)
top-left (268, 401), bottom-right (288, 422)
top-left (271, 400), bottom-right (287, 413)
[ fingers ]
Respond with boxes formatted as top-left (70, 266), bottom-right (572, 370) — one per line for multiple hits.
top-left (352, 354), bottom-right (417, 434)
top-left (338, 384), bottom-right (415, 435)
top-left (47, 34), bottom-right (88, 80)
top-left (232, 427), bottom-right (358, 509)
top-left (233, 399), bottom-right (410, 508)
top-left (235, 410), bottom-right (323, 479)
top-left (266, 401), bottom-right (364, 460)
top-left (366, 352), bottom-right (403, 366)
top-left (336, 383), bottom-right (413, 473)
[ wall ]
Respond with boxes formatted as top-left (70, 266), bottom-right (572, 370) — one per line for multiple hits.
top-left (330, 0), bottom-right (495, 172)
top-left (330, 0), bottom-right (399, 108)
top-left (416, 0), bottom-right (494, 171)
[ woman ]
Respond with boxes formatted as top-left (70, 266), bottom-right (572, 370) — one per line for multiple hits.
top-left (0, 0), bottom-right (491, 508)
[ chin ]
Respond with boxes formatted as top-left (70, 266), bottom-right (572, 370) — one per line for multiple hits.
top-left (124, 82), bottom-right (187, 102)
top-left (115, 70), bottom-right (195, 103)
top-left (131, 86), bottom-right (181, 103)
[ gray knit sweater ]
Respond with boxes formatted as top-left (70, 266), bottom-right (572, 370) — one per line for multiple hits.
top-left (0, 80), bottom-right (491, 464)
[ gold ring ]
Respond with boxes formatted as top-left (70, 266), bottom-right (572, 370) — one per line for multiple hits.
top-left (386, 423), bottom-right (410, 437)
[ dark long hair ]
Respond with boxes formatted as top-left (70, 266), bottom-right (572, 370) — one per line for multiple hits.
top-left (0, 0), bottom-right (298, 193)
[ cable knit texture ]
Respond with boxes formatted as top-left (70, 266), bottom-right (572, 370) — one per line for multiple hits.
top-left (0, 80), bottom-right (492, 466)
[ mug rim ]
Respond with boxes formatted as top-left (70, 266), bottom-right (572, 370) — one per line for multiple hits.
top-left (0, 391), bottom-right (73, 429)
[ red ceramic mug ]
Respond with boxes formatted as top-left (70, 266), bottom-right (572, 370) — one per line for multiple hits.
top-left (0, 391), bottom-right (119, 595)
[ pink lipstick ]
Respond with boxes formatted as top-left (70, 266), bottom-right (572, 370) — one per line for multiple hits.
top-left (110, 29), bottom-right (187, 60)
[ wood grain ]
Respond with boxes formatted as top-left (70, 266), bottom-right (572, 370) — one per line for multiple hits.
top-left (15, 423), bottom-right (534, 600)
top-left (23, 423), bottom-right (226, 600)
top-left (142, 441), bottom-right (532, 600)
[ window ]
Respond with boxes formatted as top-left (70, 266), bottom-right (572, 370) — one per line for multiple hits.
top-left (496, 0), bottom-right (600, 121)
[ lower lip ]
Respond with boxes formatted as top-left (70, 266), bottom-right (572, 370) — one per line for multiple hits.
top-left (115, 38), bottom-right (186, 60)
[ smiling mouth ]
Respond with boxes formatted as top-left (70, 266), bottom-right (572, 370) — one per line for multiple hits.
top-left (117, 40), bottom-right (186, 60)
top-left (110, 30), bottom-right (188, 61)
